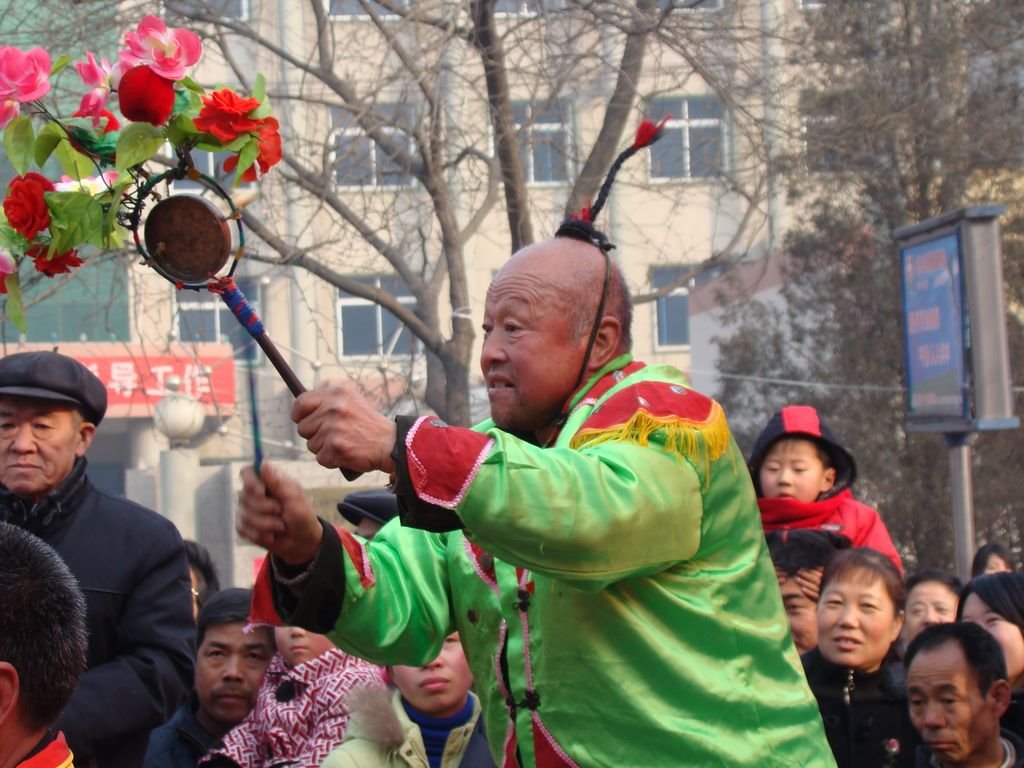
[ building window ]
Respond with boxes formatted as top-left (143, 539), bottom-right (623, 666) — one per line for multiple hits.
top-left (494, 0), bottom-right (543, 14)
top-left (3, 257), bottom-right (130, 342)
top-left (657, 0), bottom-right (723, 9)
top-left (175, 0), bottom-right (248, 18)
top-left (337, 275), bottom-right (416, 356)
top-left (176, 276), bottom-right (263, 362)
top-left (173, 150), bottom-right (252, 193)
top-left (328, 0), bottom-right (408, 17)
top-left (512, 100), bottom-right (571, 184)
top-left (331, 105), bottom-right (416, 188)
top-left (652, 266), bottom-right (691, 347)
top-left (648, 96), bottom-right (726, 179)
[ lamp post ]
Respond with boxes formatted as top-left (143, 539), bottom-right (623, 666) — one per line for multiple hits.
top-left (154, 375), bottom-right (205, 540)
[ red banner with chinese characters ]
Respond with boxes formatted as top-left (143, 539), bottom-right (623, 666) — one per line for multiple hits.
top-left (2, 342), bottom-right (236, 418)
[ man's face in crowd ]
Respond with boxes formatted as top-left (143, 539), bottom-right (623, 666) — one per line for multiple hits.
top-left (195, 622), bottom-right (274, 737)
top-left (902, 581), bottom-right (959, 648)
top-left (907, 641), bottom-right (1009, 768)
top-left (780, 576), bottom-right (819, 654)
top-left (481, 241), bottom-right (592, 438)
top-left (0, 397), bottom-right (94, 502)
top-left (392, 633), bottom-right (474, 719)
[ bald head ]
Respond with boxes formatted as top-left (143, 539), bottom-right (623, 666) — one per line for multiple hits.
top-left (481, 238), bottom-right (632, 440)
top-left (492, 238), bottom-right (632, 354)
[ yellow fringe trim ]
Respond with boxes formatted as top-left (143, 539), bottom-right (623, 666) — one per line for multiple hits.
top-left (570, 401), bottom-right (731, 487)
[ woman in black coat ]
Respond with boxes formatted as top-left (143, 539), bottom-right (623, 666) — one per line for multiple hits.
top-left (802, 547), bottom-right (920, 768)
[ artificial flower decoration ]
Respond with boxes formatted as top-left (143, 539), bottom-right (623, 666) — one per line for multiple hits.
top-left (0, 15), bottom-right (280, 330)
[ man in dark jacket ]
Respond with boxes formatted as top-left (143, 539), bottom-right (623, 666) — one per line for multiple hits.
top-left (146, 589), bottom-right (274, 767)
top-left (907, 622), bottom-right (1024, 767)
top-left (0, 350), bottom-right (195, 767)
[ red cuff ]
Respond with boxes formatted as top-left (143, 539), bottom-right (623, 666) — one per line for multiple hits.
top-left (405, 416), bottom-right (494, 509)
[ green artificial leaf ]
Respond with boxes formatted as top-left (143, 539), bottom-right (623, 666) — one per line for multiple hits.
top-left (3, 116), bottom-right (35, 176)
top-left (34, 123), bottom-right (64, 167)
top-left (69, 126), bottom-right (118, 166)
top-left (250, 101), bottom-right (272, 120)
top-left (52, 136), bottom-right (98, 179)
top-left (172, 88), bottom-right (194, 119)
top-left (4, 274), bottom-right (25, 333)
top-left (233, 138), bottom-right (259, 185)
top-left (50, 54), bottom-right (73, 76)
top-left (166, 112), bottom-right (198, 148)
top-left (253, 74), bottom-right (266, 103)
top-left (45, 191), bottom-right (105, 250)
top-left (115, 122), bottom-right (166, 172)
top-left (180, 75), bottom-right (206, 94)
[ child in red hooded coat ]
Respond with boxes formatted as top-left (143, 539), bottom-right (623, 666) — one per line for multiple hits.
top-left (748, 405), bottom-right (902, 578)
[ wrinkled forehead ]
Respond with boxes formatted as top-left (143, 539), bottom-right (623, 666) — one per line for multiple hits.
top-left (0, 395), bottom-right (77, 419)
top-left (487, 239), bottom-right (603, 307)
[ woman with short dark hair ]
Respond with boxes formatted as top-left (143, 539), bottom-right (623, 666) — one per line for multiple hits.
top-left (802, 547), bottom-right (919, 767)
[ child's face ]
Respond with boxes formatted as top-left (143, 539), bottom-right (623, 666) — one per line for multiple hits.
top-left (273, 626), bottom-right (335, 666)
top-left (391, 633), bottom-right (474, 719)
top-left (759, 438), bottom-right (836, 503)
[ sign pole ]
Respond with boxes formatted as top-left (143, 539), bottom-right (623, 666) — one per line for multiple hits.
top-left (945, 432), bottom-right (977, 582)
top-left (894, 205), bottom-right (1017, 576)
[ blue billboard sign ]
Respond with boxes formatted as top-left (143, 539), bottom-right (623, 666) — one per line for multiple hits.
top-left (899, 230), bottom-right (969, 421)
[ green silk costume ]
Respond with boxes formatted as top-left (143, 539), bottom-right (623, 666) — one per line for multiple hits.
top-left (255, 356), bottom-right (836, 767)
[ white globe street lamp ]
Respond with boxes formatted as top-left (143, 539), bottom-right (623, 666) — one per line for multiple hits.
top-left (153, 376), bottom-right (206, 540)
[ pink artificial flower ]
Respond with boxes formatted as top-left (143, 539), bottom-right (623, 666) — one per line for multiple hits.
top-left (0, 46), bottom-right (52, 102)
top-left (74, 52), bottom-right (117, 126)
top-left (0, 250), bottom-right (16, 279)
top-left (119, 16), bottom-right (201, 81)
top-left (54, 171), bottom-right (119, 194)
top-left (0, 98), bottom-right (18, 129)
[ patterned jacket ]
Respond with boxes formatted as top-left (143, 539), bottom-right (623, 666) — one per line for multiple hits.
top-left (203, 649), bottom-right (384, 768)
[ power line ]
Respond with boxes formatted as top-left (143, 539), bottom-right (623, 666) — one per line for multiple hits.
top-left (691, 369), bottom-right (1024, 395)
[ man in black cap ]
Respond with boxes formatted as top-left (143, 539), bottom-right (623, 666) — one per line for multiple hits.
top-left (337, 488), bottom-right (399, 539)
top-left (0, 350), bottom-right (195, 768)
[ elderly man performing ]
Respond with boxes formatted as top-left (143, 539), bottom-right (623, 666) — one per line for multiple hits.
top-left (239, 125), bottom-right (834, 768)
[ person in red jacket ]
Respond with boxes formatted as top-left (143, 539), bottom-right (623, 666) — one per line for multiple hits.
top-left (748, 404), bottom-right (902, 576)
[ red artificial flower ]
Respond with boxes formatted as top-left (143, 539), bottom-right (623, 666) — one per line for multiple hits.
top-left (28, 244), bottom-right (83, 277)
top-left (3, 172), bottom-right (55, 241)
top-left (117, 65), bottom-right (175, 126)
top-left (73, 106), bottom-right (121, 134)
top-left (223, 116), bottom-right (282, 182)
top-left (193, 89), bottom-right (263, 144)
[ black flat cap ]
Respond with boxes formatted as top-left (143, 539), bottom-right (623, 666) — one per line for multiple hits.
top-left (0, 351), bottom-right (107, 425)
top-left (337, 489), bottom-right (399, 527)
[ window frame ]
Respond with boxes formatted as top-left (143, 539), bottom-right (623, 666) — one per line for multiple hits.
top-left (494, 0), bottom-right (543, 16)
top-left (171, 149), bottom-right (254, 193)
top-left (656, 0), bottom-right (723, 9)
top-left (511, 98), bottom-right (573, 186)
top-left (335, 275), bottom-right (418, 358)
top-left (326, 0), bottom-right (408, 19)
top-left (647, 95), bottom-right (728, 181)
top-left (651, 266), bottom-right (693, 349)
top-left (174, 275), bottom-right (265, 364)
top-left (330, 105), bottom-right (417, 189)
